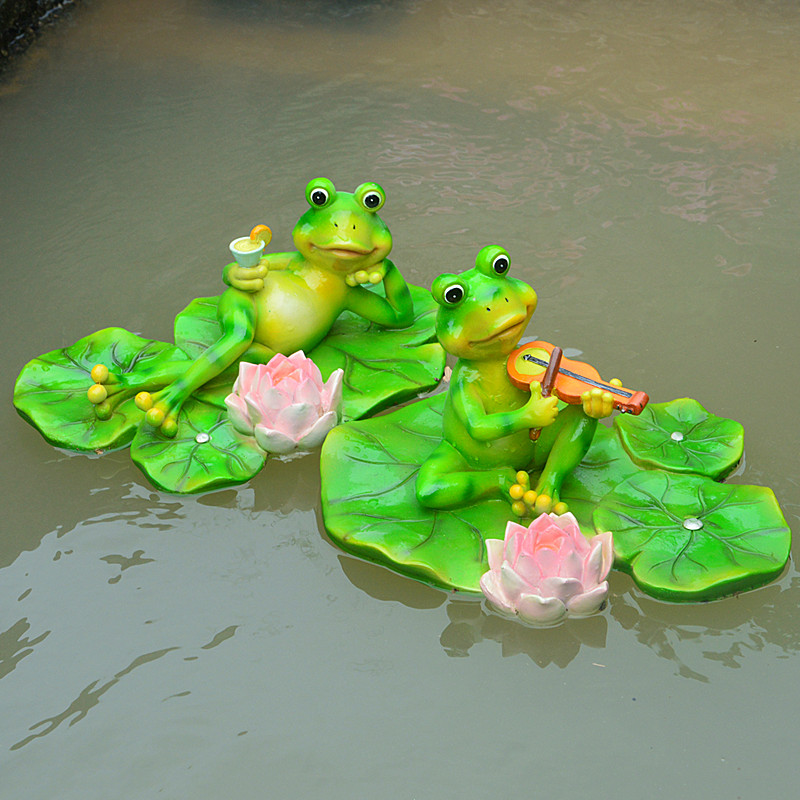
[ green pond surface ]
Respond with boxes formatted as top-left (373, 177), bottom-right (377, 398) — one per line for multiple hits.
top-left (1, 0), bottom-right (799, 797)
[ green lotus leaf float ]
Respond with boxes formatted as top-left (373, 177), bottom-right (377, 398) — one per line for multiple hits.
top-left (14, 178), bottom-right (447, 494)
top-left (614, 397), bottom-right (744, 478)
top-left (130, 397), bottom-right (267, 495)
top-left (13, 328), bottom-right (189, 452)
top-left (320, 393), bottom-right (791, 603)
top-left (593, 471), bottom-right (791, 602)
top-left (14, 297), bottom-right (443, 493)
top-left (321, 393), bottom-right (511, 591)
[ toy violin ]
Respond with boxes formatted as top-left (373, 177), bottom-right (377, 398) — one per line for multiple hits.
top-left (507, 340), bottom-right (649, 415)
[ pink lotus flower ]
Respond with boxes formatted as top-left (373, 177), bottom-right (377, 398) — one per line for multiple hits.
top-left (224, 353), bottom-right (343, 455)
top-left (480, 513), bottom-right (613, 626)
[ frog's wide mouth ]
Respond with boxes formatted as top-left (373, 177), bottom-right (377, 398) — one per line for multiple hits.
top-left (312, 243), bottom-right (376, 259)
top-left (469, 315), bottom-right (527, 346)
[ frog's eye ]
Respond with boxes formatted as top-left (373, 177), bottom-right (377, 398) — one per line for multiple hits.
top-left (311, 188), bottom-right (329, 206)
top-left (432, 273), bottom-right (468, 307)
top-left (305, 177), bottom-right (337, 208)
top-left (492, 253), bottom-right (510, 275)
top-left (355, 182), bottom-right (386, 213)
top-left (443, 284), bottom-right (465, 304)
top-left (475, 244), bottom-right (511, 278)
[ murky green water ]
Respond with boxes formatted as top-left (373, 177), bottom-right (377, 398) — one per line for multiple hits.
top-left (2, 1), bottom-right (799, 796)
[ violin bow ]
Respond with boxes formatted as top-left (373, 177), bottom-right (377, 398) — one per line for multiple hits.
top-left (529, 346), bottom-right (563, 441)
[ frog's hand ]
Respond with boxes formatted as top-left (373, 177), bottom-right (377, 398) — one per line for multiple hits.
top-left (344, 258), bottom-right (414, 328)
top-left (345, 263), bottom-right (386, 287)
top-left (519, 382), bottom-right (559, 429)
top-left (580, 379), bottom-right (621, 419)
top-left (223, 260), bottom-right (268, 293)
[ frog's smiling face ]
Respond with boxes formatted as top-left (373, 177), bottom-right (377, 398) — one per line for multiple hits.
top-left (432, 245), bottom-right (538, 361)
top-left (293, 178), bottom-right (392, 274)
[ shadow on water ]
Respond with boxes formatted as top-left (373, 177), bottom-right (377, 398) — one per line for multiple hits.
top-left (334, 551), bottom-right (800, 679)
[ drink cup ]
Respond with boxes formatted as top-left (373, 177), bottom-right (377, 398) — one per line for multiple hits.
top-left (229, 237), bottom-right (266, 268)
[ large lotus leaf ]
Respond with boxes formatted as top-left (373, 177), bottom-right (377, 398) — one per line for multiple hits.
top-left (311, 285), bottom-right (444, 420)
top-left (173, 285), bottom-right (444, 421)
top-left (593, 471), bottom-right (791, 602)
top-left (615, 398), bottom-right (743, 478)
top-left (130, 397), bottom-right (266, 494)
top-left (13, 328), bottom-right (188, 452)
top-left (173, 296), bottom-right (222, 359)
top-left (320, 393), bottom-right (512, 592)
top-left (559, 422), bottom-right (641, 527)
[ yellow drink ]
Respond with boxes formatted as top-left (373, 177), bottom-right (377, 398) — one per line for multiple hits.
top-left (233, 238), bottom-right (262, 252)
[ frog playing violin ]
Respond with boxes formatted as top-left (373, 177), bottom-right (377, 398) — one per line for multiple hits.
top-left (416, 245), bottom-right (648, 517)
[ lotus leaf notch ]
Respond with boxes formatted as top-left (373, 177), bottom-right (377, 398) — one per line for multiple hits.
top-left (480, 513), bottom-right (613, 626)
top-left (225, 353), bottom-right (344, 455)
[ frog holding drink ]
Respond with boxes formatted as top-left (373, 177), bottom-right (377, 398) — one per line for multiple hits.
top-left (86, 178), bottom-right (415, 437)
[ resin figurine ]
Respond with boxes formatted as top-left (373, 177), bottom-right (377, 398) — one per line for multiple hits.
top-left (14, 179), bottom-right (444, 493)
top-left (321, 248), bottom-right (791, 602)
top-left (415, 245), bottom-right (619, 516)
top-left (225, 354), bottom-right (343, 455)
top-left (87, 178), bottom-right (415, 438)
top-left (480, 513), bottom-right (614, 626)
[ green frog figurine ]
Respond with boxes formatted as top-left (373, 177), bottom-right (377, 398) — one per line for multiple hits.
top-left (87, 178), bottom-right (415, 437)
top-left (416, 245), bottom-right (617, 516)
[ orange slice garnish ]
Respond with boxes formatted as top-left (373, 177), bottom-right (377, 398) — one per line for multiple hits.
top-left (249, 224), bottom-right (272, 246)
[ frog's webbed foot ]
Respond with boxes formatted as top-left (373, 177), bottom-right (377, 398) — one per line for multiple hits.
top-left (135, 389), bottom-right (183, 438)
top-left (509, 471), bottom-right (569, 518)
top-left (86, 363), bottom-right (141, 420)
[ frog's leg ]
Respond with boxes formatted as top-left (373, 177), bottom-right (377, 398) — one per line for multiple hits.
top-left (86, 358), bottom-right (191, 421)
top-left (522, 405), bottom-right (598, 515)
top-left (137, 289), bottom-right (273, 438)
top-left (416, 440), bottom-right (518, 510)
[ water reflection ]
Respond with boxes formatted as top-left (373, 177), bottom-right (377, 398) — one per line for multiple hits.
top-left (337, 550), bottom-right (800, 678)
top-left (0, 619), bottom-right (50, 681)
top-left (10, 646), bottom-right (180, 751)
top-left (441, 598), bottom-right (608, 668)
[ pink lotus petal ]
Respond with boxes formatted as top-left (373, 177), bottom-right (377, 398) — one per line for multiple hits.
top-left (485, 538), bottom-right (505, 572)
top-left (296, 377), bottom-right (323, 409)
top-left (480, 513), bottom-right (612, 626)
top-left (539, 576), bottom-right (584, 602)
top-left (275, 402), bottom-right (318, 439)
top-left (565, 581), bottom-right (609, 616)
top-left (297, 410), bottom-right (338, 450)
top-left (247, 387), bottom-right (289, 424)
top-left (499, 562), bottom-right (530, 604)
top-left (559, 549), bottom-right (585, 581)
top-left (533, 546), bottom-right (559, 577)
top-left (234, 361), bottom-right (262, 396)
top-left (516, 593), bottom-right (567, 626)
top-left (253, 425), bottom-right (299, 455)
top-left (514, 553), bottom-right (543, 587)
top-left (224, 393), bottom-right (255, 435)
top-left (479, 571), bottom-right (515, 614)
top-left (321, 368), bottom-right (344, 410)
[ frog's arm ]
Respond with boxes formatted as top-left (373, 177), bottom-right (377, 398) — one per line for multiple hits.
top-left (343, 258), bottom-right (414, 328)
top-left (222, 252), bottom-right (297, 292)
top-left (452, 380), bottom-right (558, 441)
